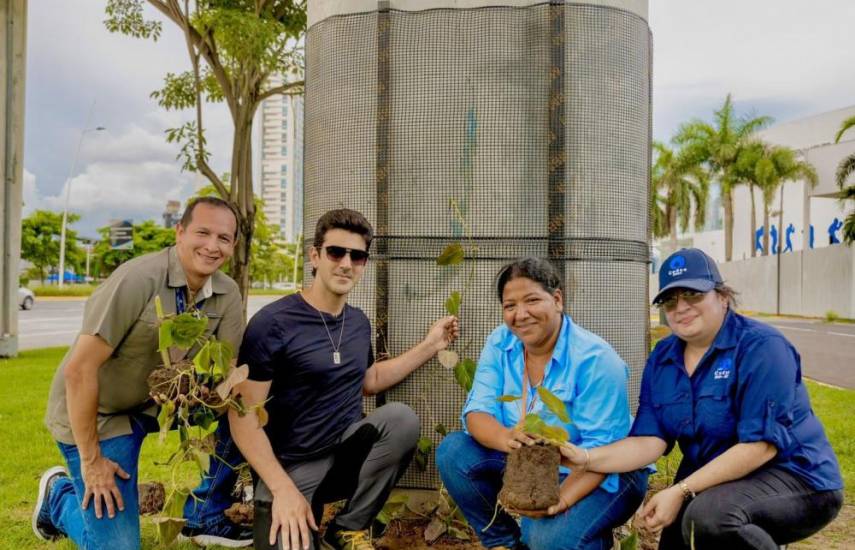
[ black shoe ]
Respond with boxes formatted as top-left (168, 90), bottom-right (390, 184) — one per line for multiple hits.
top-left (32, 466), bottom-right (68, 541)
top-left (180, 521), bottom-right (254, 548)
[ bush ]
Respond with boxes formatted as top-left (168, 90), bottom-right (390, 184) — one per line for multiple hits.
top-left (32, 284), bottom-right (97, 297)
top-left (825, 310), bottom-right (841, 323)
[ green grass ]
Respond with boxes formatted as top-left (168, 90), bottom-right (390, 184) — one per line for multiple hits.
top-left (2, 348), bottom-right (852, 549)
top-left (0, 348), bottom-right (229, 549)
top-left (31, 285), bottom-right (98, 297)
top-left (248, 288), bottom-right (298, 296)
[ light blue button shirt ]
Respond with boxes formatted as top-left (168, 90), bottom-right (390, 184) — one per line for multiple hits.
top-left (462, 315), bottom-right (632, 493)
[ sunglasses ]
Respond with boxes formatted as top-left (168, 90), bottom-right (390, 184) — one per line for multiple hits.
top-left (323, 245), bottom-right (369, 266)
top-left (656, 289), bottom-right (708, 311)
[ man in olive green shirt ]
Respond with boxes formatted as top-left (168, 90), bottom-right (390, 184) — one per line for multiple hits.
top-left (34, 197), bottom-right (250, 549)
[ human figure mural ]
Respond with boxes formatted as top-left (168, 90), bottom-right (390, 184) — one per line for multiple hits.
top-left (755, 226), bottom-right (764, 254)
top-left (810, 224), bottom-right (815, 249)
top-left (784, 223), bottom-right (795, 253)
top-left (829, 218), bottom-right (843, 245)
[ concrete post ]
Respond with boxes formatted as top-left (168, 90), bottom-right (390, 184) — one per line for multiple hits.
top-left (0, 0), bottom-right (27, 358)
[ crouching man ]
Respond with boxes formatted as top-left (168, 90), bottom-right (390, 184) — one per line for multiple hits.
top-left (229, 209), bottom-right (458, 550)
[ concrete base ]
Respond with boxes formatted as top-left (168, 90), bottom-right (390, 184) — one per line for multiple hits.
top-left (0, 334), bottom-right (18, 358)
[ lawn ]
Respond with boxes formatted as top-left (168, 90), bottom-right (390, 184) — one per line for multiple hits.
top-left (1, 348), bottom-right (852, 549)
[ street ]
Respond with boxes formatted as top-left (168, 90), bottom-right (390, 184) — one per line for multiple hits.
top-left (15, 295), bottom-right (281, 352)
top-left (15, 298), bottom-right (854, 389)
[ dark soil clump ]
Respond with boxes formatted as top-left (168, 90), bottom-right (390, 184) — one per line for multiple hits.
top-left (498, 441), bottom-right (560, 511)
top-left (147, 363), bottom-right (192, 403)
top-left (138, 482), bottom-right (165, 515)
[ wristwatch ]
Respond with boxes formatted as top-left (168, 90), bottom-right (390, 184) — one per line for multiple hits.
top-left (678, 480), bottom-right (696, 501)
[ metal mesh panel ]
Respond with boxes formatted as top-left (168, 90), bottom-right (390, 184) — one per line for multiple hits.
top-left (305, 2), bottom-right (651, 488)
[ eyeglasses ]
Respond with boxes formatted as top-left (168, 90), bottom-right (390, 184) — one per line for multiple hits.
top-left (656, 289), bottom-right (708, 311)
top-left (323, 245), bottom-right (369, 266)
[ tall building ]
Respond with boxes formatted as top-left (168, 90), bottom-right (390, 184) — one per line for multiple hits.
top-left (258, 73), bottom-right (304, 242)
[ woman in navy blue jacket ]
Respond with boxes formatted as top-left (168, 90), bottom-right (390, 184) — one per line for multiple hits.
top-left (560, 248), bottom-right (843, 549)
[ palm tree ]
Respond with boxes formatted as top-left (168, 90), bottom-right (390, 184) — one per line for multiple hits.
top-left (753, 145), bottom-right (818, 255)
top-left (733, 141), bottom-right (766, 256)
top-left (674, 94), bottom-right (772, 261)
top-left (834, 115), bottom-right (855, 243)
top-left (651, 141), bottom-right (710, 249)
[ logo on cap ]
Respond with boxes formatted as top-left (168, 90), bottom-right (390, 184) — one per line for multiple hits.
top-left (668, 255), bottom-right (688, 277)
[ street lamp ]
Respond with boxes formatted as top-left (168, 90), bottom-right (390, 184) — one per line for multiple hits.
top-left (57, 126), bottom-right (105, 288)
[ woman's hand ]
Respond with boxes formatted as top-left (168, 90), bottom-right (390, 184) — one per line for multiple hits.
top-left (503, 427), bottom-right (536, 453)
top-left (640, 485), bottom-right (684, 532)
top-left (557, 442), bottom-right (589, 469)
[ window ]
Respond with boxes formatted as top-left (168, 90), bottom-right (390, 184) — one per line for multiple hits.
top-left (281, 145), bottom-right (288, 157)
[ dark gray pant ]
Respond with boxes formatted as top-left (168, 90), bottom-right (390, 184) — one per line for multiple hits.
top-left (659, 466), bottom-right (843, 550)
top-left (253, 403), bottom-right (420, 550)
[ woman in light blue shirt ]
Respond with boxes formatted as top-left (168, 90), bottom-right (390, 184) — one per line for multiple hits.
top-left (436, 257), bottom-right (648, 550)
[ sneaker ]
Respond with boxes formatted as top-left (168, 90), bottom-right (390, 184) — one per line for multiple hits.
top-left (321, 527), bottom-right (375, 550)
top-left (180, 522), bottom-right (253, 548)
top-left (32, 466), bottom-right (68, 541)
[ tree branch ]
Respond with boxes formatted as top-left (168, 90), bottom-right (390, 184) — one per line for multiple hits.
top-left (198, 157), bottom-right (230, 200)
top-left (258, 80), bottom-right (304, 102)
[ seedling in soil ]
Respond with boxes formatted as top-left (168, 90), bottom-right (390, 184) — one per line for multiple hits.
top-left (144, 295), bottom-right (266, 546)
top-left (496, 387), bottom-right (571, 513)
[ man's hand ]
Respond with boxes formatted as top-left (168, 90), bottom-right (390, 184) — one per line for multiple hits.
top-left (81, 455), bottom-right (130, 519)
top-left (424, 315), bottom-right (459, 353)
top-left (640, 485), bottom-right (684, 532)
top-left (269, 484), bottom-right (318, 550)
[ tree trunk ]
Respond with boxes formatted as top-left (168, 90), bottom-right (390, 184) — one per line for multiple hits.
top-left (669, 206), bottom-right (678, 250)
top-left (723, 186), bottom-right (734, 261)
top-left (749, 183), bottom-right (758, 257)
top-left (763, 204), bottom-right (770, 256)
top-left (226, 112), bottom-right (256, 317)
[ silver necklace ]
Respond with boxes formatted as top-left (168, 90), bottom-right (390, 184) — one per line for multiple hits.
top-left (315, 305), bottom-right (346, 365)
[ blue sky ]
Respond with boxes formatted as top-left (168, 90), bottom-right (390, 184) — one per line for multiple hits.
top-left (23, 1), bottom-right (855, 237)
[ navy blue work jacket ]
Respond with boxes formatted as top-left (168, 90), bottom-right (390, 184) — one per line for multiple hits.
top-left (630, 310), bottom-right (842, 491)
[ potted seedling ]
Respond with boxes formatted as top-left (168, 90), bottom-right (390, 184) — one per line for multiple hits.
top-left (143, 295), bottom-right (264, 545)
top-left (496, 388), bottom-right (571, 515)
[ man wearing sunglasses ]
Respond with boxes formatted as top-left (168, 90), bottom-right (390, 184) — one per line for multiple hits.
top-left (229, 209), bottom-right (459, 550)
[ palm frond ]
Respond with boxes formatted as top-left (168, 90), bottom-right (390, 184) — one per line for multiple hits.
top-left (834, 115), bottom-right (855, 144)
top-left (843, 212), bottom-right (855, 245)
top-left (837, 154), bottom-right (855, 189)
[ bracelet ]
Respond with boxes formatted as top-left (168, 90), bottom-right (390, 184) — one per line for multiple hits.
top-left (678, 480), bottom-right (696, 501)
top-left (581, 448), bottom-right (590, 472)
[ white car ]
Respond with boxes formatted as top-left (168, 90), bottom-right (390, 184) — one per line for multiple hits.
top-left (18, 287), bottom-right (34, 310)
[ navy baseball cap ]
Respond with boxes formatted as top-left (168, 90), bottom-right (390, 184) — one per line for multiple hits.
top-left (653, 248), bottom-right (723, 304)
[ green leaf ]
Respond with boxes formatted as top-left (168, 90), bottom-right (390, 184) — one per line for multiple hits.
top-left (448, 525), bottom-right (471, 541)
top-left (417, 437), bottom-right (433, 454)
top-left (537, 386), bottom-right (570, 423)
top-left (193, 341), bottom-right (212, 376)
top-left (170, 313), bottom-right (208, 349)
top-left (163, 487), bottom-right (189, 519)
top-left (540, 425), bottom-right (569, 442)
top-left (620, 531), bottom-right (639, 550)
top-left (154, 517), bottom-right (186, 547)
top-left (434, 423), bottom-right (448, 436)
top-left (436, 243), bottom-right (465, 266)
top-left (444, 291), bottom-right (461, 315)
top-left (192, 448), bottom-right (211, 472)
top-left (497, 394), bottom-right (521, 403)
top-left (191, 407), bottom-right (216, 431)
top-left (158, 319), bottom-right (174, 352)
top-left (453, 358), bottom-right (477, 393)
top-left (522, 413), bottom-right (547, 436)
top-left (209, 339), bottom-right (234, 380)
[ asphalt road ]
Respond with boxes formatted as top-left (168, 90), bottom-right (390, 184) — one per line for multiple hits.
top-left (761, 317), bottom-right (855, 389)
top-left (14, 299), bottom-right (854, 389)
top-left (15, 295), bottom-right (280, 352)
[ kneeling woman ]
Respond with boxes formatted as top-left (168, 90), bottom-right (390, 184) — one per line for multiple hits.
top-left (436, 257), bottom-right (648, 550)
top-left (560, 248), bottom-right (843, 549)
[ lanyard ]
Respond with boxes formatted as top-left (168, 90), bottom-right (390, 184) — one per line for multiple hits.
top-left (519, 350), bottom-right (541, 420)
top-left (175, 287), bottom-right (205, 315)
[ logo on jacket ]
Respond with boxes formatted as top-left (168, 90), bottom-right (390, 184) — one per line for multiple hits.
top-left (667, 255), bottom-right (688, 277)
top-left (714, 358), bottom-right (732, 380)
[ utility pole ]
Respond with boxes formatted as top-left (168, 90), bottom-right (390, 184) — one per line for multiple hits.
top-left (1, 0), bottom-right (27, 357)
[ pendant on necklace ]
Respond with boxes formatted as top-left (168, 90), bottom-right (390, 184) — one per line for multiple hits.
top-left (333, 351), bottom-right (342, 365)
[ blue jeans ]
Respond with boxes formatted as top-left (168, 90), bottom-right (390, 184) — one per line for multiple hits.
top-left (437, 432), bottom-right (648, 550)
top-left (52, 416), bottom-right (147, 550)
top-left (182, 415), bottom-right (245, 531)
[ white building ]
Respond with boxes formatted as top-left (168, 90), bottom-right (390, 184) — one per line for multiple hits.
top-left (655, 105), bottom-right (855, 264)
top-left (257, 73), bottom-right (304, 243)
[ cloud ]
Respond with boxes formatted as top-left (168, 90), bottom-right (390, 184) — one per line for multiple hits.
top-left (22, 170), bottom-right (43, 216)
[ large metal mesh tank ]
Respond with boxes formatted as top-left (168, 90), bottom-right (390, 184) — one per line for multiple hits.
top-left (304, 0), bottom-right (651, 487)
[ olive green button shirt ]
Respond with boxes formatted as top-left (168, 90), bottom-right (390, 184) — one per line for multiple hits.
top-left (45, 246), bottom-right (245, 445)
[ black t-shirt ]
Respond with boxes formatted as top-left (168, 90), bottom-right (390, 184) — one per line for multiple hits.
top-left (239, 293), bottom-right (373, 462)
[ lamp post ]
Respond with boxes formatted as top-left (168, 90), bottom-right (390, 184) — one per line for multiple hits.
top-left (57, 125), bottom-right (105, 288)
